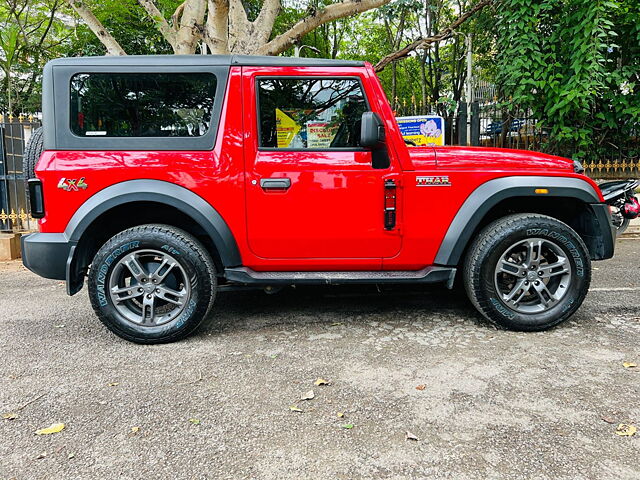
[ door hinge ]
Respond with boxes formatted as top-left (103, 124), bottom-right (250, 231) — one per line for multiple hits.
top-left (384, 179), bottom-right (397, 230)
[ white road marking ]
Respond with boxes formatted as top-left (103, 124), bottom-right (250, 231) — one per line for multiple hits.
top-left (590, 287), bottom-right (640, 292)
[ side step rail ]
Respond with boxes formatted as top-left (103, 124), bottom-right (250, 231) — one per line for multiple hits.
top-left (224, 266), bottom-right (456, 288)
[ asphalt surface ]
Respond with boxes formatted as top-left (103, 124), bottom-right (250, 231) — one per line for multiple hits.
top-left (1, 239), bottom-right (639, 480)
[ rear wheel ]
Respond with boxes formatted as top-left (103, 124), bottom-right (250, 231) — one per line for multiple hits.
top-left (88, 224), bottom-right (216, 343)
top-left (463, 214), bottom-right (591, 331)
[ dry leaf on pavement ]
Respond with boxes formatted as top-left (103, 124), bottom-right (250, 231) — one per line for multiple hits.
top-left (314, 378), bottom-right (330, 386)
top-left (615, 424), bottom-right (636, 436)
top-left (416, 385), bottom-right (426, 391)
top-left (341, 424), bottom-right (354, 429)
top-left (189, 418), bottom-right (201, 425)
top-left (406, 431), bottom-right (419, 441)
top-left (131, 426), bottom-right (140, 434)
top-left (622, 362), bottom-right (637, 368)
top-left (301, 390), bottom-right (315, 401)
top-left (289, 405), bottom-right (303, 413)
top-left (2, 412), bottom-right (18, 420)
top-left (35, 423), bottom-right (65, 435)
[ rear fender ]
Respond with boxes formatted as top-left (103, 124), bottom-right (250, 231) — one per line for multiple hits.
top-left (64, 179), bottom-right (241, 294)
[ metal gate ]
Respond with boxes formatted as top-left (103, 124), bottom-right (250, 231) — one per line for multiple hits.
top-left (0, 114), bottom-right (40, 232)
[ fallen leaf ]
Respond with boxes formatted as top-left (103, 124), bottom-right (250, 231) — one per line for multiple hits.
top-left (54, 324), bottom-right (65, 328)
top-left (622, 362), bottom-right (637, 368)
top-left (188, 418), bottom-right (201, 425)
top-left (330, 322), bottom-right (342, 327)
top-left (36, 452), bottom-right (47, 459)
top-left (35, 423), bottom-right (65, 435)
top-left (289, 405), bottom-right (303, 413)
top-left (337, 412), bottom-right (344, 418)
top-left (406, 430), bottom-right (419, 441)
top-left (601, 416), bottom-right (616, 424)
top-left (341, 424), bottom-right (354, 429)
top-left (107, 382), bottom-right (119, 387)
top-left (270, 354), bottom-right (279, 359)
top-left (615, 424), bottom-right (637, 436)
top-left (314, 378), bottom-right (330, 386)
top-left (415, 385), bottom-right (426, 391)
top-left (300, 390), bottom-right (315, 401)
top-left (2, 412), bottom-right (18, 420)
top-left (131, 426), bottom-right (140, 434)
top-left (68, 453), bottom-right (75, 460)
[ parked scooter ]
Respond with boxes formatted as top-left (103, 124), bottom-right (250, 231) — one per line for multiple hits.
top-left (599, 179), bottom-right (640, 236)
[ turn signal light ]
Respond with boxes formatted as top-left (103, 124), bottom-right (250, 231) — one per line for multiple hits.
top-left (534, 188), bottom-right (549, 194)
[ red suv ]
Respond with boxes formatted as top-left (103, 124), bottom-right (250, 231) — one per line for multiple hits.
top-left (21, 55), bottom-right (615, 343)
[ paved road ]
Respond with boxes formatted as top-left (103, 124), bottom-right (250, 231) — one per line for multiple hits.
top-left (1, 239), bottom-right (639, 480)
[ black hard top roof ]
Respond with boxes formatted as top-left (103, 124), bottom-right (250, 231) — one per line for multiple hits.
top-left (46, 54), bottom-right (365, 68)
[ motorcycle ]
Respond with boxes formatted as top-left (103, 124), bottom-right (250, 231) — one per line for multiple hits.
top-left (599, 179), bottom-right (640, 236)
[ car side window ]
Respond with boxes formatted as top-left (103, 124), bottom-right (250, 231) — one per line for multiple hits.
top-left (257, 77), bottom-right (368, 149)
top-left (70, 72), bottom-right (217, 138)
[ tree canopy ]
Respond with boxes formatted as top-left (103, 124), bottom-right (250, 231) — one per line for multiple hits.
top-left (0, 0), bottom-right (638, 161)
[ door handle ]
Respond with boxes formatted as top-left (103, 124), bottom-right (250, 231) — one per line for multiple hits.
top-left (260, 178), bottom-right (291, 190)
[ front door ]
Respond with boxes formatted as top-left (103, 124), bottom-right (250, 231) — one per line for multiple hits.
top-left (243, 70), bottom-right (402, 265)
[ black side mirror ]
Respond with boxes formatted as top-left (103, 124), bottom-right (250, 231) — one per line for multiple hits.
top-left (360, 111), bottom-right (385, 149)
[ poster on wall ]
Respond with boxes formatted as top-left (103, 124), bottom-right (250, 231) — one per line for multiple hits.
top-left (396, 115), bottom-right (445, 146)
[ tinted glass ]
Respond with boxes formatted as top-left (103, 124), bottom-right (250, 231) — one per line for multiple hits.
top-left (70, 73), bottom-right (216, 137)
top-left (257, 78), bottom-right (367, 149)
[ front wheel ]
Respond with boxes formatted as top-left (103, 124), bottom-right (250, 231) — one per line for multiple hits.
top-left (88, 225), bottom-right (217, 343)
top-left (463, 214), bottom-right (591, 331)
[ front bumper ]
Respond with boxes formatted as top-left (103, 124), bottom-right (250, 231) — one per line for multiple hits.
top-left (21, 233), bottom-right (75, 281)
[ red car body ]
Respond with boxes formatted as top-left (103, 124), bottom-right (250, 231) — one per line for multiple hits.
top-left (32, 62), bottom-right (604, 277)
top-left (19, 54), bottom-right (617, 342)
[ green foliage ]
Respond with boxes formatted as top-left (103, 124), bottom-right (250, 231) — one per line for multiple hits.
top-left (63, 0), bottom-right (177, 57)
top-left (0, 0), bottom-right (70, 113)
top-left (495, 0), bottom-right (639, 160)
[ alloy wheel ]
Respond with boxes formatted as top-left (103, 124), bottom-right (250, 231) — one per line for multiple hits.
top-left (108, 249), bottom-right (191, 326)
top-left (494, 238), bottom-right (572, 313)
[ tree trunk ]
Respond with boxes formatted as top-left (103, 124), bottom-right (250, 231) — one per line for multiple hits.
top-left (205, 0), bottom-right (229, 54)
top-left (138, 0), bottom-right (177, 50)
top-left (174, 0), bottom-right (207, 54)
top-left (76, 0), bottom-right (395, 58)
top-left (257, 0), bottom-right (390, 56)
top-left (420, 49), bottom-right (428, 111)
top-left (68, 0), bottom-right (126, 55)
top-left (6, 69), bottom-right (11, 115)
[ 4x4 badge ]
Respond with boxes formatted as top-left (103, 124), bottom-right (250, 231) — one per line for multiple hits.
top-left (58, 177), bottom-right (88, 191)
top-left (416, 175), bottom-right (451, 187)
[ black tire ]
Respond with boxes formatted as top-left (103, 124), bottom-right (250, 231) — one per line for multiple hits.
top-left (463, 214), bottom-right (591, 331)
top-left (616, 217), bottom-right (630, 237)
top-left (88, 224), bottom-right (217, 344)
top-left (23, 126), bottom-right (44, 179)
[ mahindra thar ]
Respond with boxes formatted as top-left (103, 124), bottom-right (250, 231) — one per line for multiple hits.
top-left (21, 55), bottom-right (616, 343)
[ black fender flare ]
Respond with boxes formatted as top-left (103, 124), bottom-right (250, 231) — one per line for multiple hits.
top-left (434, 176), bottom-right (603, 266)
top-left (65, 179), bottom-right (242, 267)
